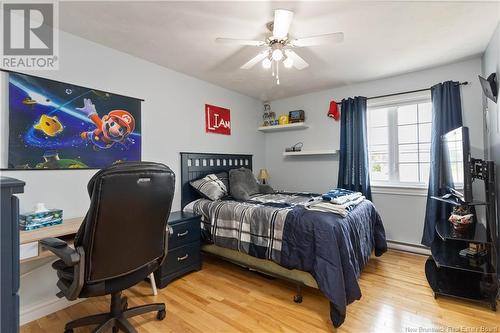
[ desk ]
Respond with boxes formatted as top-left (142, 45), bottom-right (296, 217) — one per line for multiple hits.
top-left (20, 218), bottom-right (81, 263)
top-left (19, 217), bottom-right (158, 295)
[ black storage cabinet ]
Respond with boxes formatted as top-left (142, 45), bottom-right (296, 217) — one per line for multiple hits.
top-left (1, 177), bottom-right (25, 333)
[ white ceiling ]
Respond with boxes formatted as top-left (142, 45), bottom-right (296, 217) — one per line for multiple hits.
top-left (59, 1), bottom-right (500, 101)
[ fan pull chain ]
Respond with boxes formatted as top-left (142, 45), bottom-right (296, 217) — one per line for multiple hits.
top-left (276, 61), bottom-right (280, 85)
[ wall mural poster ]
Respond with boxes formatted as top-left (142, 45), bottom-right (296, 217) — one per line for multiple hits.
top-left (205, 104), bottom-right (231, 135)
top-left (8, 72), bottom-right (142, 169)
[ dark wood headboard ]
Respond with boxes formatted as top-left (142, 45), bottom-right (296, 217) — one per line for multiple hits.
top-left (180, 152), bottom-right (253, 209)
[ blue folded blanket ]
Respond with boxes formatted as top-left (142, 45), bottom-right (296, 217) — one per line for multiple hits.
top-left (322, 188), bottom-right (355, 200)
top-left (322, 189), bottom-right (363, 204)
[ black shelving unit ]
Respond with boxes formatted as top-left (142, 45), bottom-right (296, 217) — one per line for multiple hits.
top-left (425, 159), bottom-right (498, 310)
top-left (435, 219), bottom-right (489, 244)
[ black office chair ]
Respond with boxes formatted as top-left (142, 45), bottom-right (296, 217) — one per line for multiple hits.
top-left (41, 162), bottom-right (175, 333)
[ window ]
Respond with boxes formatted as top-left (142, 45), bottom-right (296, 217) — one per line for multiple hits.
top-left (367, 94), bottom-right (432, 187)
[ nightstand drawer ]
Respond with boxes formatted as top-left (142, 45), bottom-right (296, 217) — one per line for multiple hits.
top-left (168, 219), bottom-right (200, 249)
top-left (162, 242), bottom-right (200, 276)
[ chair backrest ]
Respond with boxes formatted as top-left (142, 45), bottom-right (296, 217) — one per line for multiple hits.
top-left (75, 162), bottom-right (175, 283)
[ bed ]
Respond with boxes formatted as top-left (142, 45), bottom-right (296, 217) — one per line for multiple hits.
top-left (180, 152), bottom-right (387, 327)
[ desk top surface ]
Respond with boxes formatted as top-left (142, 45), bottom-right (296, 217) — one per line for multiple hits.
top-left (20, 217), bottom-right (82, 244)
top-left (19, 211), bottom-right (200, 244)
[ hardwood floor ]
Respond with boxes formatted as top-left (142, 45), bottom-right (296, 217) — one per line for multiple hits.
top-left (21, 250), bottom-right (499, 333)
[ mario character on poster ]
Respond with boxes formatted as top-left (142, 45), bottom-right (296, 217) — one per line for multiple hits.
top-left (7, 72), bottom-right (141, 169)
top-left (77, 98), bottom-right (135, 150)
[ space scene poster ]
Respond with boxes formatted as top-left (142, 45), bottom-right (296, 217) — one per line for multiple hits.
top-left (8, 72), bottom-right (142, 169)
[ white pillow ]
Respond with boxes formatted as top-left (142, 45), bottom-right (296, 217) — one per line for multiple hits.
top-left (190, 174), bottom-right (228, 200)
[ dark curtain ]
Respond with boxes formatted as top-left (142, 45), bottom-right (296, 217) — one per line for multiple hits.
top-left (421, 81), bottom-right (463, 246)
top-left (337, 97), bottom-right (372, 200)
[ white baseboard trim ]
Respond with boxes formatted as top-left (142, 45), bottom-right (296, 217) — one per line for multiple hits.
top-left (20, 296), bottom-right (83, 326)
top-left (387, 240), bottom-right (431, 255)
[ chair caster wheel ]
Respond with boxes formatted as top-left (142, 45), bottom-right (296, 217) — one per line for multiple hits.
top-left (64, 329), bottom-right (74, 333)
top-left (293, 295), bottom-right (303, 303)
top-left (157, 309), bottom-right (166, 320)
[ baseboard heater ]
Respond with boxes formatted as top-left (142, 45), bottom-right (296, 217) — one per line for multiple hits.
top-left (386, 240), bottom-right (431, 255)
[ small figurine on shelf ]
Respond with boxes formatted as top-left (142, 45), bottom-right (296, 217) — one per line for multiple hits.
top-left (278, 114), bottom-right (289, 125)
top-left (448, 205), bottom-right (474, 231)
top-left (285, 142), bottom-right (304, 152)
top-left (263, 103), bottom-right (276, 126)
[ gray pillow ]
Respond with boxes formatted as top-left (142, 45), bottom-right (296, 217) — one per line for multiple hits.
top-left (190, 173), bottom-right (228, 200)
top-left (229, 168), bottom-right (274, 201)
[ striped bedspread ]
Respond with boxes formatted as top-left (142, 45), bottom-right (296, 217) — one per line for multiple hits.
top-left (185, 193), bottom-right (316, 263)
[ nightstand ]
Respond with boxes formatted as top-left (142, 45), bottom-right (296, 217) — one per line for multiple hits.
top-left (154, 211), bottom-right (202, 288)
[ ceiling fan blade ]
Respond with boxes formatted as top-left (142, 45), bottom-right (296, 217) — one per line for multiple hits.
top-left (241, 51), bottom-right (269, 69)
top-left (290, 32), bottom-right (344, 47)
top-left (273, 9), bottom-right (294, 39)
top-left (284, 50), bottom-right (309, 70)
top-left (216, 38), bottom-right (266, 46)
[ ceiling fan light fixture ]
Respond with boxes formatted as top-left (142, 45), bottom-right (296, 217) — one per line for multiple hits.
top-left (283, 57), bottom-right (293, 68)
top-left (262, 58), bottom-right (272, 69)
top-left (272, 49), bottom-right (284, 61)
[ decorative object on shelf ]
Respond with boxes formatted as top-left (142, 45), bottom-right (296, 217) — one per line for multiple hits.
top-left (20, 204), bottom-right (63, 231)
top-left (7, 71), bottom-right (142, 170)
top-left (448, 205), bottom-right (474, 231)
top-left (285, 142), bottom-right (303, 152)
top-left (288, 110), bottom-right (305, 123)
top-left (216, 9), bottom-right (344, 85)
top-left (278, 114), bottom-right (289, 125)
top-left (328, 100), bottom-right (340, 121)
top-left (205, 104), bottom-right (231, 135)
top-left (459, 243), bottom-right (487, 258)
top-left (262, 103), bottom-right (276, 126)
top-left (258, 168), bottom-right (269, 185)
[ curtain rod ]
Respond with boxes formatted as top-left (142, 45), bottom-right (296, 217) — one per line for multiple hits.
top-left (336, 81), bottom-right (469, 105)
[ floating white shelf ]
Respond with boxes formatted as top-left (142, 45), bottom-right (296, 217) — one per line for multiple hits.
top-left (258, 123), bottom-right (308, 132)
top-left (282, 150), bottom-right (339, 156)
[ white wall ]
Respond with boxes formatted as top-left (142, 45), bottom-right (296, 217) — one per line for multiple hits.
top-left (0, 31), bottom-right (265, 215)
top-left (267, 58), bottom-right (485, 246)
top-left (0, 30), bottom-right (264, 323)
top-left (482, 23), bottom-right (500, 274)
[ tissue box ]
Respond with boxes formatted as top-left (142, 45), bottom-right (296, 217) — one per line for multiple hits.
top-left (20, 209), bottom-right (63, 231)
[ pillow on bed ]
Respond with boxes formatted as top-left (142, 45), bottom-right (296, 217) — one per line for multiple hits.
top-left (229, 167), bottom-right (274, 201)
top-left (215, 171), bottom-right (229, 191)
top-left (190, 173), bottom-right (228, 200)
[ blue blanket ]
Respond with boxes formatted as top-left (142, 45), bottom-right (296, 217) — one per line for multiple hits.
top-left (281, 200), bottom-right (387, 327)
top-left (186, 194), bottom-right (387, 327)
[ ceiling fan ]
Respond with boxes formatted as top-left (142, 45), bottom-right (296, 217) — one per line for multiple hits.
top-left (216, 9), bottom-right (344, 85)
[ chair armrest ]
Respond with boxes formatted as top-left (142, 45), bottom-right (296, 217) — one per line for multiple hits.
top-left (40, 237), bottom-right (67, 248)
top-left (40, 237), bottom-right (81, 267)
